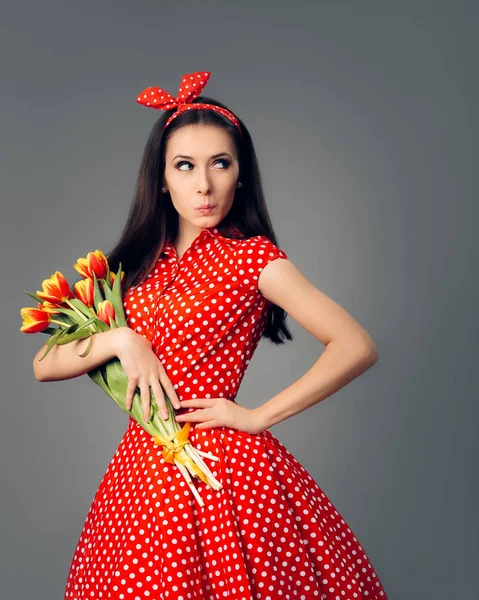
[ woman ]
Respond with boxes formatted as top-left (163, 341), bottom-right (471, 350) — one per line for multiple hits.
top-left (35, 71), bottom-right (388, 599)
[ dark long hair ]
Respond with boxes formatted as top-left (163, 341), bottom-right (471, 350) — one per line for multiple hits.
top-left (106, 95), bottom-right (292, 345)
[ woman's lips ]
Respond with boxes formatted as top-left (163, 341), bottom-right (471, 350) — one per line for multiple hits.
top-left (197, 206), bottom-right (215, 214)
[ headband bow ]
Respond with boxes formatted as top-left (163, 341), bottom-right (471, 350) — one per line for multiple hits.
top-left (136, 71), bottom-right (242, 135)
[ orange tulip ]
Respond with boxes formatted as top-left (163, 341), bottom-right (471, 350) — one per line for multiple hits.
top-left (74, 278), bottom-right (94, 307)
top-left (97, 300), bottom-right (115, 326)
top-left (74, 250), bottom-right (109, 281)
top-left (37, 271), bottom-right (75, 305)
top-left (20, 305), bottom-right (50, 333)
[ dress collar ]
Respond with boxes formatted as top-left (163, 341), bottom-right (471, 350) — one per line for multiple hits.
top-left (160, 223), bottom-right (244, 258)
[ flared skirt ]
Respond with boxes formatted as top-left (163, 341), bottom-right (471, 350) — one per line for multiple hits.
top-left (64, 417), bottom-right (388, 600)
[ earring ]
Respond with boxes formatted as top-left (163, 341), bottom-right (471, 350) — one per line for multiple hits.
top-left (162, 186), bottom-right (167, 193)
top-left (237, 181), bottom-right (242, 188)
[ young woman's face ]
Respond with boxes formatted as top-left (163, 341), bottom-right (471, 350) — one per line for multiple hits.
top-left (163, 124), bottom-right (240, 231)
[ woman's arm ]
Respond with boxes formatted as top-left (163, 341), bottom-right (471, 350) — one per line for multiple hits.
top-left (253, 259), bottom-right (379, 430)
top-left (33, 328), bottom-right (127, 382)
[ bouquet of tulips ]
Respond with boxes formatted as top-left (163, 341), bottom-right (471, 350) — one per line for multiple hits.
top-left (20, 250), bottom-right (222, 507)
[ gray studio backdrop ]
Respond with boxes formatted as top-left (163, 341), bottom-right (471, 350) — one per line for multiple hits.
top-left (1, 1), bottom-right (477, 599)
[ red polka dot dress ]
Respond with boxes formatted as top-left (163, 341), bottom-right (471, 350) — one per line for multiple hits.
top-left (64, 225), bottom-right (388, 600)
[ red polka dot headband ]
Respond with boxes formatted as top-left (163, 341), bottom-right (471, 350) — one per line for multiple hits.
top-left (136, 71), bottom-right (242, 136)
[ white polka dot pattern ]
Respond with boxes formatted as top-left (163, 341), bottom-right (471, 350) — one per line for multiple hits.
top-left (136, 71), bottom-right (243, 136)
top-left (64, 226), bottom-right (388, 599)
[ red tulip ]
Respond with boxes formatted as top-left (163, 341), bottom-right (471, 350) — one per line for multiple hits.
top-left (97, 300), bottom-right (115, 326)
top-left (41, 300), bottom-right (65, 314)
top-left (74, 278), bottom-right (94, 307)
top-left (37, 271), bottom-right (75, 305)
top-left (20, 305), bottom-right (50, 333)
top-left (74, 250), bottom-right (109, 281)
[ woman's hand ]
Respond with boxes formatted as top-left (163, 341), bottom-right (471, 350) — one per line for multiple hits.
top-left (115, 328), bottom-right (182, 422)
top-left (175, 397), bottom-right (265, 435)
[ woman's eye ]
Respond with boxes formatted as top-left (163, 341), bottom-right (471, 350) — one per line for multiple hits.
top-left (177, 161), bottom-right (193, 171)
top-left (175, 159), bottom-right (230, 171)
top-left (214, 159), bottom-right (231, 169)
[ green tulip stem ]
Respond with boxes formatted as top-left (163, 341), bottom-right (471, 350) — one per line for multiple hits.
top-left (65, 299), bottom-right (88, 321)
top-left (50, 319), bottom-right (69, 327)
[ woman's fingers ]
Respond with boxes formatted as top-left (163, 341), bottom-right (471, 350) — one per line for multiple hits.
top-left (158, 360), bottom-right (181, 408)
top-left (125, 377), bottom-right (138, 411)
top-left (177, 409), bottom-right (205, 422)
top-left (151, 379), bottom-right (168, 420)
top-left (160, 376), bottom-right (182, 410)
top-left (156, 361), bottom-right (181, 410)
top-left (123, 356), bottom-right (182, 422)
top-left (179, 398), bottom-right (215, 408)
top-left (140, 380), bottom-right (151, 423)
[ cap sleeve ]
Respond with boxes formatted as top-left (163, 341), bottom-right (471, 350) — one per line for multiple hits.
top-left (236, 235), bottom-right (289, 293)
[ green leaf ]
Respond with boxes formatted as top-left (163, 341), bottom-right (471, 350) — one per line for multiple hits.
top-left (76, 316), bottom-right (97, 330)
top-left (49, 313), bottom-right (75, 326)
top-left (51, 306), bottom-right (85, 325)
top-left (102, 279), bottom-right (113, 303)
top-left (92, 272), bottom-right (104, 313)
top-left (53, 329), bottom-right (91, 346)
top-left (78, 333), bottom-right (93, 357)
top-left (86, 357), bottom-right (177, 441)
top-left (24, 290), bottom-right (45, 303)
top-left (101, 359), bottom-right (164, 437)
top-left (38, 327), bottom-right (66, 361)
top-left (103, 358), bottom-right (129, 401)
top-left (100, 263), bottom-right (113, 294)
top-left (108, 262), bottom-right (128, 327)
top-left (94, 319), bottom-right (110, 333)
top-left (87, 367), bottom-right (114, 399)
top-left (62, 315), bottom-right (107, 335)
top-left (69, 298), bottom-right (96, 320)
top-left (59, 322), bottom-right (79, 336)
top-left (38, 326), bottom-right (59, 335)
top-left (50, 317), bottom-right (99, 346)
top-left (103, 283), bottom-right (127, 327)
top-left (66, 316), bottom-right (97, 333)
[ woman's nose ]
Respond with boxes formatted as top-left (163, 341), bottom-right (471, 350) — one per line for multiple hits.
top-left (195, 168), bottom-right (212, 194)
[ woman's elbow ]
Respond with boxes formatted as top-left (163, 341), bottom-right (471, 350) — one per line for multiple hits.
top-left (353, 333), bottom-right (379, 366)
top-left (369, 346), bottom-right (379, 365)
top-left (362, 340), bottom-right (379, 366)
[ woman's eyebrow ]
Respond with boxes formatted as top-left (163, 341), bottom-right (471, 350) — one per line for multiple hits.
top-left (172, 152), bottom-right (233, 161)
